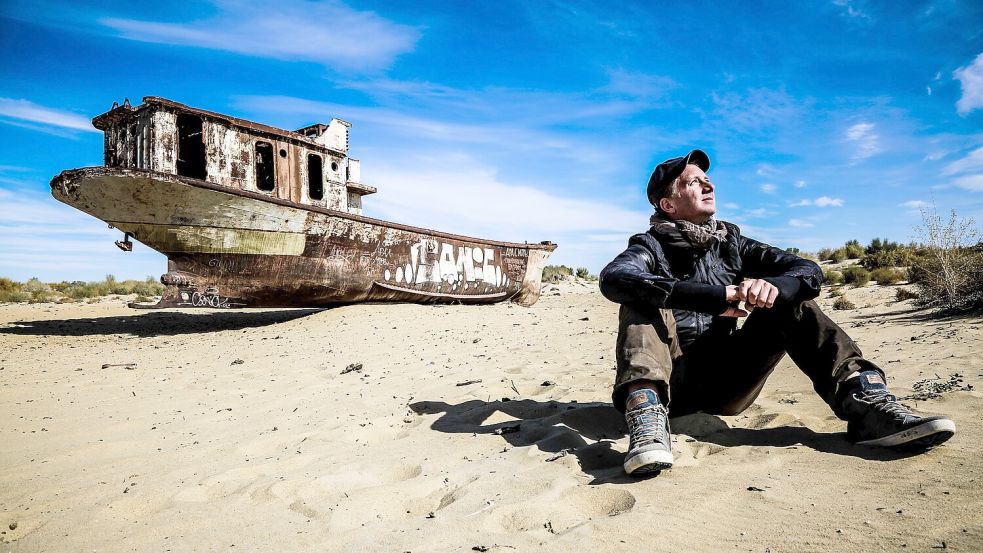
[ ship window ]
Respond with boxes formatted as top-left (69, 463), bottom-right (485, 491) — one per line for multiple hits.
top-left (308, 154), bottom-right (323, 200)
top-left (255, 141), bottom-right (275, 191)
top-left (331, 161), bottom-right (339, 172)
top-left (279, 148), bottom-right (287, 158)
top-left (176, 114), bottom-right (207, 180)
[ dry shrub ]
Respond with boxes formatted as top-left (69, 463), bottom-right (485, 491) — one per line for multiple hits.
top-left (823, 269), bottom-right (844, 285)
top-left (895, 288), bottom-right (918, 301)
top-left (844, 240), bottom-right (865, 259)
top-left (871, 267), bottom-right (905, 285)
top-left (542, 265), bottom-right (574, 282)
top-left (575, 267), bottom-right (596, 280)
top-left (911, 208), bottom-right (983, 312)
top-left (842, 266), bottom-right (870, 287)
top-left (833, 297), bottom-right (856, 310)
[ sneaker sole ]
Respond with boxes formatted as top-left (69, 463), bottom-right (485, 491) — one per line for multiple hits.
top-left (856, 418), bottom-right (956, 449)
top-left (624, 449), bottom-right (673, 475)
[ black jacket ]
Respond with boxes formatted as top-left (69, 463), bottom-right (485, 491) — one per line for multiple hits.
top-left (599, 221), bottom-right (823, 348)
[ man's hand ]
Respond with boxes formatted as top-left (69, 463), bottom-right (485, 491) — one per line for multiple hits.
top-left (722, 285), bottom-right (750, 317)
top-left (721, 279), bottom-right (780, 317)
top-left (737, 279), bottom-right (779, 309)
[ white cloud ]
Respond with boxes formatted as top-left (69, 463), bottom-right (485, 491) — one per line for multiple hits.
top-left (832, 0), bottom-right (871, 20)
top-left (100, 0), bottom-right (420, 71)
top-left (746, 208), bottom-right (771, 218)
top-left (845, 122), bottom-right (880, 163)
top-left (954, 174), bottom-right (983, 191)
top-left (0, 97), bottom-right (98, 133)
top-left (941, 146), bottom-right (983, 176)
top-left (788, 219), bottom-right (814, 228)
top-left (927, 86), bottom-right (932, 96)
top-left (900, 200), bottom-right (930, 209)
top-left (954, 52), bottom-right (983, 116)
top-left (723, 202), bottom-right (740, 210)
top-left (794, 180), bottom-right (807, 188)
top-left (760, 183), bottom-right (777, 193)
top-left (790, 196), bottom-right (844, 208)
top-left (814, 196), bottom-right (844, 207)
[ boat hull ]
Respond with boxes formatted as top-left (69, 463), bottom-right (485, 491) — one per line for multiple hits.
top-left (50, 167), bottom-right (556, 308)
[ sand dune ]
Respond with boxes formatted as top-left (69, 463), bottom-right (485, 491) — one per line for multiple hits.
top-left (1, 281), bottom-right (980, 552)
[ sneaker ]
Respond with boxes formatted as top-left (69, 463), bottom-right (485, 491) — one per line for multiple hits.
top-left (623, 389), bottom-right (673, 475)
top-left (839, 372), bottom-right (956, 449)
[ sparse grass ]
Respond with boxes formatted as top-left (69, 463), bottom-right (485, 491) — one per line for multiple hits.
top-left (833, 297), bottom-right (856, 310)
top-left (0, 275), bottom-right (164, 304)
top-left (829, 286), bottom-right (845, 298)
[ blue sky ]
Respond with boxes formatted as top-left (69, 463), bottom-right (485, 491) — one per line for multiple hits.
top-left (1, 0), bottom-right (982, 282)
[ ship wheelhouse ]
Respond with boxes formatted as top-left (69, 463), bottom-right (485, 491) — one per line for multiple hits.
top-left (91, 97), bottom-right (376, 215)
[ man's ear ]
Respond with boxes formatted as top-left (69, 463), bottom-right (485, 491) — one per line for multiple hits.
top-left (659, 197), bottom-right (675, 215)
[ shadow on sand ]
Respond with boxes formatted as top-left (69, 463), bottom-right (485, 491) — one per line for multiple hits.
top-left (0, 308), bottom-right (324, 337)
top-left (410, 398), bottom-right (920, 484)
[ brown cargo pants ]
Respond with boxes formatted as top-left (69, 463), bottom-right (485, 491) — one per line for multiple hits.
top-left (613, 300), bottom-right (883, 419)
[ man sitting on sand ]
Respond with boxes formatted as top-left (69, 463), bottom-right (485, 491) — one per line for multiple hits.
top-left (599, 149), bottom-right (956, 476)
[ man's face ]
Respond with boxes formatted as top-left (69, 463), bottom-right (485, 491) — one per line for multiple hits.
top-left (660, 164), bottom-right (716, 223)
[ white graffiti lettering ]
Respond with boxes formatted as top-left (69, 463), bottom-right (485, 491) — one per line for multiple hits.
top-left (387, 239), bottom-right (511, 288)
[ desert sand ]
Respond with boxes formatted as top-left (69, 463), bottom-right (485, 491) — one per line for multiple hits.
top-left (1, 281), bottom-right (980, 552)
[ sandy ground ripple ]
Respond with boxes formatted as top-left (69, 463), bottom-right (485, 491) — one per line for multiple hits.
top-left (1, 281), bottom-right (980, 552)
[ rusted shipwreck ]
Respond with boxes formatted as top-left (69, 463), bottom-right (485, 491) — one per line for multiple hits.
top-left (50, 97), bottom-right (556, 308)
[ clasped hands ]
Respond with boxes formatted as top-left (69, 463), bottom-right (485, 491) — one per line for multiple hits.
top-left (721, 279), bottom-right (779, 318)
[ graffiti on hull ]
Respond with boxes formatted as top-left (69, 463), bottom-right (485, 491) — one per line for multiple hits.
top-left (383, 239), bottom-right (521, 291)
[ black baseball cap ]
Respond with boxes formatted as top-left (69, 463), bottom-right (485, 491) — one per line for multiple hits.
top-left (646, 149), bottom-right (711, 206)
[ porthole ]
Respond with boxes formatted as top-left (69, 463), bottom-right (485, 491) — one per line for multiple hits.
top-left (331, 161), bottom-right (339, 172)
top-left (279, 148), bottom-right (287, 158)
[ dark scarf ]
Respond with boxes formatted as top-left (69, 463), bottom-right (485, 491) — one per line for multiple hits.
top-left (649, 213), bottom-right (728, 249)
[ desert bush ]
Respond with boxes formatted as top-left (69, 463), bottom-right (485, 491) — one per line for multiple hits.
top-left (542, 265), bottom-right (574, 282)
top-left (911, 208), bottom-right (983, 312)
top-left (61, 281), bottom-right (107, 299)
top-left (871, 267), bottom-right (905, 285)
top-left (817, 247), bottom-right (848, 263)
top-left (841, 266), bottom-right (870, 287)
top-left (844, 240), bottom-right (865, 259)
top-left (22, 277), bottom-right (56, 303)
top-left (895, 288), bottom-right (918, 301)
top-left (833, 297), bottom-right (856, 310)
top-left (0, 278), bottom-right (29, 302)
top-left (823, 269), bottom-right (844, 285)
top-left (829, 286), bottom-right (844, 298)
top-left (575, 267), bottom-right (594, 280)
top-left (130, 277), bottom-right (165, 296)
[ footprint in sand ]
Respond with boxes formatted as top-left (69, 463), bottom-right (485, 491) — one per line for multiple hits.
top-left (491, 486), bottom-right (635, 535)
